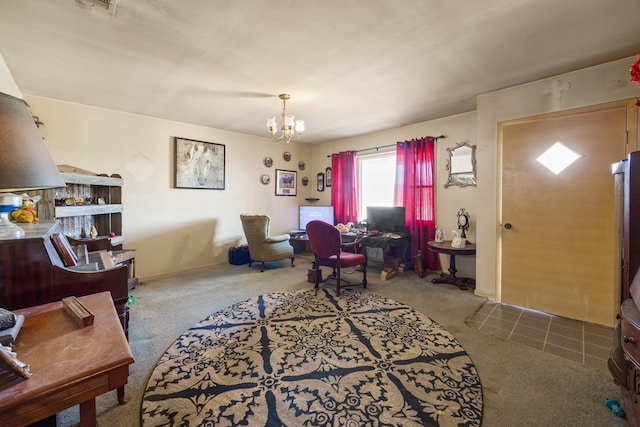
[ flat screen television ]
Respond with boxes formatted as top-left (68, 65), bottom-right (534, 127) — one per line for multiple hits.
top-left (366, 206), bottom-right (406, 233)
top-left (299, 205), bottom-right (335, 231)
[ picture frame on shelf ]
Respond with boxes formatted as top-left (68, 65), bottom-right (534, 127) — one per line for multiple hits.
top-left (174, 137), bottom-right (225, 190)
top-left (275, 169), bottom-right (297, 196)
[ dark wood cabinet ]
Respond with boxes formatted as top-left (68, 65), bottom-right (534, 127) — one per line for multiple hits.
top-left (0, 221), bottom-right (130, 336)
top-left (609, 151), bottom-right (640, 426)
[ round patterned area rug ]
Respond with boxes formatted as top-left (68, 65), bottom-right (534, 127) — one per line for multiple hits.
top-left (141, 289), bottom-right (483, 426)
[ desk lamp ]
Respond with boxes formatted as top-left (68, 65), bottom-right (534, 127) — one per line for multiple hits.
top-left (0, 56), bottom-right (65, 238)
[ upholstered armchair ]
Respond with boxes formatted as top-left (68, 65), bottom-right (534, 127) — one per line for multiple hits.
top-left (240, 214), bottom-right (295, 272)
top-left (306, 219), bottom-right (367, 296)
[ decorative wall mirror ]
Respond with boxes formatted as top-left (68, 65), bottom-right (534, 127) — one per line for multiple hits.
top-left (445, 140), bottom-right (477, 188)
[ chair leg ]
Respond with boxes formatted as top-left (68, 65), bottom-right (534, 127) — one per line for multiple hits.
top-left (362, 261), bottom-right (367, 288)
top-left (261, 262), bottom-right (265, 272)
top-left (314, 263), bottom-right (320, 290)
top-left (336, 267), bottom-right (341, 296)
top-left (361, 253), bottom-right (368, 288)
top-left (290, 256), bottom-right (295, 267)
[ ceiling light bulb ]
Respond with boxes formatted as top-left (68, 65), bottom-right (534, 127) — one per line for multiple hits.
top-left (267, 117), bottom-right (276, 132)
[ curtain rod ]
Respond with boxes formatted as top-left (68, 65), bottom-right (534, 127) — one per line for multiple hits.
top-left (327, 135), bottom-right (446, 157)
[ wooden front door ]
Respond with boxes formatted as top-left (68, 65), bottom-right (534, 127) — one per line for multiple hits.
top-left (499, 100), bottom-right (636, 326)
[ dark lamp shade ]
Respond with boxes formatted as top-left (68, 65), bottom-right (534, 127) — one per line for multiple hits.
top-left (0, 92), bottom-right (65, 192)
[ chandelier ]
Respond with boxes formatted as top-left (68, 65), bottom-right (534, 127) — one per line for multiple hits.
top-left (266, 94), bottom-right (305, 143)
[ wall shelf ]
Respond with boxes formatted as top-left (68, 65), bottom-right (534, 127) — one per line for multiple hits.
top-left (55, 204), bottom-right (123, 217)
top-left (37, 170), bottom-right (125, 250)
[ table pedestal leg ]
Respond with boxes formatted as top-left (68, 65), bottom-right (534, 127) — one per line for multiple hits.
top-left (431, 254), bottom-right (475, 290)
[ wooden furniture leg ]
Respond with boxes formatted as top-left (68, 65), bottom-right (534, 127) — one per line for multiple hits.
top-left (79, 398), bottom-right (97, 427)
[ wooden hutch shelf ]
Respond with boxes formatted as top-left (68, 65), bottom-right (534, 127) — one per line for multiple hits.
top-left (36, 168), bottom-right (125, 250)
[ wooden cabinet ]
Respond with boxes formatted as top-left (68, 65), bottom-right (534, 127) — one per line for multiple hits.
top-left (36, 170), bottom-right (125, 250)
top-left (618, 299), bottom-right (640, 425)
top-left (610, 151), bottom-right (640, 426)
top-left (621, 300), bottom-right (640, 368)
top-left (0, 221), bottom-right (130, 337)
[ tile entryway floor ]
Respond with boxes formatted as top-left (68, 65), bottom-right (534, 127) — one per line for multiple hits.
top-left (467, 301), bottom-right (613, 369)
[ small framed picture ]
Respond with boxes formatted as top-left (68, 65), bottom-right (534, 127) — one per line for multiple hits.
top-left (325, 167), bottom-right (332, 187)
top-left (317, 172), bottom-right (325, 192)
top-left (275, 169), bottom-right (297, 196)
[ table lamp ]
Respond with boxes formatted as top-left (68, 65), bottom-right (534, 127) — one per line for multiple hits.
top-left (0, 55), bottom-right (65, 238)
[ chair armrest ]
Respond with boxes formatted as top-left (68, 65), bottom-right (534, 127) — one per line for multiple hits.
top-left (341, 234), bottom-right (367, 246)
top-left (266, 234), bottom-right (291, 243)
top-left (341, 240), bottom-right (360, 248)
top-left (341, 238), bottom-right (366, 253)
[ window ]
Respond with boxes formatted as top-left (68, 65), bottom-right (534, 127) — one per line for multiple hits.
top-left (358, 151), bottom-right (396, 221)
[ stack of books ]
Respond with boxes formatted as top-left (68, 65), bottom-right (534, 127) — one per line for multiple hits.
top-left (0, 308), bottom-right (24, 347)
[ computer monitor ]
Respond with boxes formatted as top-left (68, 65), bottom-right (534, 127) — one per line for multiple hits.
top-left (366, 206), bottom-right (406, 233)
top-left (299, 205), bottom-right (335, 231)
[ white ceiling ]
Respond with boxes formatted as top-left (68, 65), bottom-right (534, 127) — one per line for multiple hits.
top-left (1, 0), bottom-right (639, 144)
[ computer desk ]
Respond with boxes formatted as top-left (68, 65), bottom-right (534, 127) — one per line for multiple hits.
top-left (343, 232), bottom-right (411, 269)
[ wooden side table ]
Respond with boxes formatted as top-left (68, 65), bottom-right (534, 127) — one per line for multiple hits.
top-left (426, 240), bottom-right (477, 290)
top-left (0, 292), bottom-right (134, 427)
top-left (289, 234), bottom-right (310, 254)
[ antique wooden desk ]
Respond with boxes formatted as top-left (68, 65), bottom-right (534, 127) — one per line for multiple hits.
top-left (0, 292), bottom-right (134, 427)
top-left (341, 232), bottom-right (410, 270)
top-left (426, 240), bottom-right (477, 290)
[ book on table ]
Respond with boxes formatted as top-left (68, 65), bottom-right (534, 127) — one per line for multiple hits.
top-left (0, 314), bottom-right (24, 346)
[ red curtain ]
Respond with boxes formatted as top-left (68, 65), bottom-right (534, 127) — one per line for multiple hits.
top-left (330, 151), bottom-right (358, 224)
top-left (394, 137), bottom-right (440, 270)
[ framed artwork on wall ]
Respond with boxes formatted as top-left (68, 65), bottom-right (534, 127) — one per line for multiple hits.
top-left (174, 137), bottom-right (225, 190)
top-left (275, 169), bottom-right (297, 196)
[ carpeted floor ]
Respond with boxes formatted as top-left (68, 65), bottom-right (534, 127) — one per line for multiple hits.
top-left (141, 288), bottom-right (483, 426)
top-left (54, 255), bottom-right (625, 426)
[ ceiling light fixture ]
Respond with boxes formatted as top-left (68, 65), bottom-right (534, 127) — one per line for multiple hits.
top-left (266, 94), bottom-right (305, 143)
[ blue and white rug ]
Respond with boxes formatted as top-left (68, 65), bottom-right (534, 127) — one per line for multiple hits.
top-left (141, 289), bottom-right (483, 426)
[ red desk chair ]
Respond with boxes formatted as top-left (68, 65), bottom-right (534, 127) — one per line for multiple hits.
top-left (305, 220), bottom-right (367, 296)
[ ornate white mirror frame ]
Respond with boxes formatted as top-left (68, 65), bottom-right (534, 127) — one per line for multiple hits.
top-left (445, 140), bottom-right (477, 188)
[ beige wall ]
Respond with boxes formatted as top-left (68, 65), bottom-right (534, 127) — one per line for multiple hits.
top-left (26, 97), bottom-right (312, 279)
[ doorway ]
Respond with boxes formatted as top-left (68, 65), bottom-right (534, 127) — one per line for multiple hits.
top-left (499, 99), bottom-right (637, 326)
